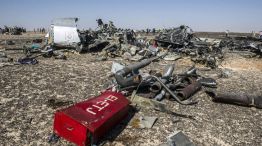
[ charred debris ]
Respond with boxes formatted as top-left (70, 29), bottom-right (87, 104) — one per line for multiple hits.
top-left (1, 18), bottom-right (262, 108)
top-left (1, 18), bottom-right (261, 67)
top-left (1, 18), bottom-right (262, 146)
top-left (0, 26), bottom-right (26, 35)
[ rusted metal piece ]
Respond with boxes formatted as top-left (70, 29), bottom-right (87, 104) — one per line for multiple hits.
top-left (53, 90), bottom-right (130, 146)
top-left (207, 91), bottom-right (262, 108)
top-left (177, 81), bottom-right (202, 100)
top-left (184, 76), bottom-right (197, 84)
top-left (151, 76), bottom-right (197, 105)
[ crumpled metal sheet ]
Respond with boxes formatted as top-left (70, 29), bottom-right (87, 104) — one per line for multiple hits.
top-left (131, 91), bottom-right (167, 112)
top-left (160, 131), bottom-right (195, 146)
top-left (130, 116), bottom-right (157, 129)
top-left (111, 61), bottom-right (125, 74)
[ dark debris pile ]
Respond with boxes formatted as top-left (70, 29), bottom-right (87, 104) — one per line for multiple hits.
top-left (1, 19), bottom-right (262, 146)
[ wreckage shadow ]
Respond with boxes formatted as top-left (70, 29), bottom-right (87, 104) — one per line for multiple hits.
top-left (96, 106), bottom-right (137, 145)
top-left (80, 41), bottom-right (109, 53)
top-left (169, 111), bottom-right (196, 121)
top-left (212, 101), bottom-right (251, 108)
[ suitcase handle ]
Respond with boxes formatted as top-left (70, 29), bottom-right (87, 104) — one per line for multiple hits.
top-left (64, 124), bottom-right (74, 131)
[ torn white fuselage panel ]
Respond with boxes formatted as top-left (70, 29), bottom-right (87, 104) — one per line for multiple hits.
top-left (49, 18), bottom-right (80, 47)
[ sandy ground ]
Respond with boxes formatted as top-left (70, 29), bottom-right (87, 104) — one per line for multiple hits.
top-left (0, 34), bottom-right (262, 146)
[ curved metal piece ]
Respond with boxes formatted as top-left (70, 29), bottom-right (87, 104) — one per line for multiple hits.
top-left (115, 56), bottom-right (158, 87)
top-left (151, 64), bottom-right (175, 93)
top-left (154, 65), bottom-right (175, 101)
top-left (151, 76), bottom-right (198, 105)
top-left (115, 54), bottom-right (168, 88)
top-left (114, 74), bottom-right (141, 88)
top-left (150, 82), bottom-right (162, 93)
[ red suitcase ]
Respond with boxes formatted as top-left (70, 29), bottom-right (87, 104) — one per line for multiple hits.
top-left (53, 90), bottom-right (130, 146)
